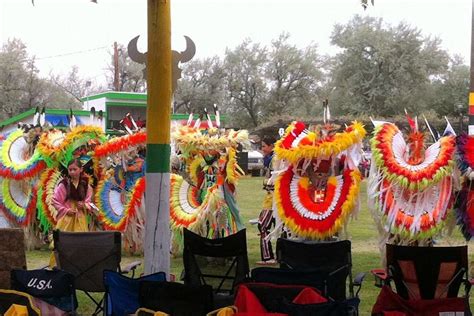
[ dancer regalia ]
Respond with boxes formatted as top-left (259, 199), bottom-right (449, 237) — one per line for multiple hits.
top-left (36, 122), bottom-right (106, 233)
top-left (454, 133), bottom-right (474, 240)
top-left (0, 110), bottom-right (49, 249)
top-left (170, 112), bottom-right (247, 242)
top-left (273, 119), bottom-right (366, 240)
top-left (368, 118), bottom-right (456, 247)
top-left (93, 129), bottom-right (147, 254)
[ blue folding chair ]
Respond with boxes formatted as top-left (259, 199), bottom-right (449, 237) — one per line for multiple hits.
top-left (103, 270), bottom-right (166, 316)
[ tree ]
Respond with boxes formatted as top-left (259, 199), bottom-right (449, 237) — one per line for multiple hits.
top-left (173, 56), bottom-right (225, 114)
top-left (0, 39), bottom-right (30, 119)
top-left (223, 39), bottom-right (268, 128)
top-left (329, 16), bottom-right (449, 117)
top-left (0, 39), bottom-right (84, 121)
top-left (265, 33), bottom-right (326, 117)
top-left (105, 43), bottom-right (146, 92)
top-left (50, 66), bottom-right (102, 105)
top-left (428, 55), bottom-right (470, 117)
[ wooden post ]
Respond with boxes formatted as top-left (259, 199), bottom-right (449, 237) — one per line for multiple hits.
top-left (113, 42), bottom-right (120, 91)
top-left (144, 0), bottom-right (171, 275)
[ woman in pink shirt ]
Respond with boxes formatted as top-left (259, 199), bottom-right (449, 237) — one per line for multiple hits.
top-left (52, 158), bottom-right (93, 232)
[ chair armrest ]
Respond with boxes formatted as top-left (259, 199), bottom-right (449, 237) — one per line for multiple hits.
top-left (370, 269), bottom-right (388, 288)
top-left (352, 272), bottom-right (366, 297)
top-left (121, 260), bottom-right (142, 277)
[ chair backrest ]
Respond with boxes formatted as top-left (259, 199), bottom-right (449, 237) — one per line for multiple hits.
top-left (139, 280), bottom-right (214, 316)
top-left (0, 289), bottom-right (41, 316)
top-left (235, 283), bottom-right (354, 315)
top-left (251, 267), bottom-right (328, 292)
top-left (386, 244), bottom-right (468, 300)
top-left (53, 230), bottom-right (121, 292)
top-left (11, 268), bottom-right (77, 313)
top-left (103, 270), bottom-right (166, 316)
top-left (183, 228), bottom-right (249, 294)
top-left (0, 228), bottom-right (26, 289)
top-left (276, 238), bottom-right (352, 300)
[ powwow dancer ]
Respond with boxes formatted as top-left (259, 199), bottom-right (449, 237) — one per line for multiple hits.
top-left (0, 108), bottom-right (47, 249)
top-left (367, 114), bottom-right (456, 251)
top-left (454, 133), bottom-right (474, 240)
top-left (257, 135), bottom-right (277, 264)
top-left (92, 116), bottom-right (147, 254)
top-left (273, 117), bottom-right (366, 240)
top-left (170, 107), bottom-right (247, 243)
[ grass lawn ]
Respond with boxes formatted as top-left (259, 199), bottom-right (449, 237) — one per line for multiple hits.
top-left (26, 176), bottom-right (473, 315)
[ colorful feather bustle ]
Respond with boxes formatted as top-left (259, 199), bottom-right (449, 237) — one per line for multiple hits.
top-left (55, 126), bottom-right (106, 167)
top-left (96, 175), bottom-right (145, 231)
top-left (170, 122), bottom-right (247, 240)
top-left (0, 129), bottom-right (46, 179)
top-left (376, 177), bottom-right (452, 239)
top-left (172, 126), bottom-right (249, 156)
top-left (454, 134), bottom-right (474, 240)
top-left (93, 132), bottom-right (146, 158)
top-left (371, 123), bottom-right (455, 191)
top-left (170, 173), bottom-right (201, 229)
top-left (368, 122), bottom-right (455, 240)
top-left (1, 178), bottom-right (37, 226)
top-left (456, 134), bottom-right (474, 176)
top-left (275, 121), bottom-right (366, 164)
top-left (37, 130), bottom-right (65, 167)
top-left (275, 168), bottom-right (361, 239)
top-left (226, 148), bottom-right (245, 185)
top-left (187, 156), bottom-right (205, 187)
top-left (272, 120), bottom-right (365, 240)
top-left (37, 168), bottom-right (62, 231)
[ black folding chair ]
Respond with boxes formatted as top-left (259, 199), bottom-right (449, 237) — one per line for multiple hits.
top-left (11, 268), bottom-right (77, 314)
top-left (276, 238), bottom-right (365, 303)
top-left (0, 228), bottom-right (27, 289)
top-left (138, 280), bottom-right (214, 316)
top-left (387, 244), bottom-right (470, 299)
top-left (372, 244), bottom-right (471, 315)
top-left (53, 230), bottom-right (139, 315)
top-left (182, 228), bottom-right (250, 308)
top-left (0, 289), bottom-right (41, 316)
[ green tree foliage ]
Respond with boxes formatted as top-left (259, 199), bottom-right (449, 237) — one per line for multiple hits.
top-left (428, 55), bottom-right (469, 117)
top-left (329, 16), bottom-right (449, 116)
top-left (223, 39), bottom-right (268, 127)
top-left (265, 33), bottom-right (325, 117)
top-left (173, 56), bottom-right (225, 114)
top-left (105, 43), bottom-right (146, 92)
top-left (0, 38), bottom-right (84, 121)
top-left (221, 35), bottom-right (326, 128)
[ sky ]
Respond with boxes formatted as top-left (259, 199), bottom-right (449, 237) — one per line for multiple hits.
top-left (0, 0), bottom-right (472, 87)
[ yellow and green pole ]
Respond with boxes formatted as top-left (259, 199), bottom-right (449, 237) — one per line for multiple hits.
top-left (468, 0), bottom-right (474, 135)
top-left (144, 0), bottom-right (171, 275)
top-left (469, 0), bottom-right (474, 135)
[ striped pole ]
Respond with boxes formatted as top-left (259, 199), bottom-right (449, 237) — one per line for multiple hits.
top-left (144, 0), bottom-right (171, 275)
top-left (469, 0), bottom-right (474, 135)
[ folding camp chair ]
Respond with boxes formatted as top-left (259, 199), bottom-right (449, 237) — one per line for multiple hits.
top-left (103, 270), bottom-right (166, 316)
top-left (53, 230), bottom-right (140, 315)
top-left (0, 228), bottom-right (27, 289)
top-left (182, 228), bottom-right (250, 308)
top-left (276, 238), bottom-right (364, 306)
top-left (235, 282), bottom-right (355, 316)
top-left (0, 289), bottom-right (41, 316)
top-left (138, 280), bottom-right (214, 316)
top-left (11, 268), bottom-right (77, 315)
top-left (372, 244), bottom-right (471, 315)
